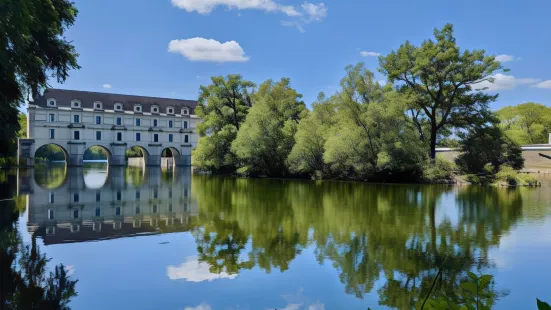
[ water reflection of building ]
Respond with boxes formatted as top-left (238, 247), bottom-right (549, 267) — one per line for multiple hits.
top-left (18, 166), bottom-right (198, 245)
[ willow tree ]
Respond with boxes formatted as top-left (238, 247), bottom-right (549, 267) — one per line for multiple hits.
top-left (192, 74), bottom-right (255, 173)
top-left (1, 0), bottom-right (80, 156)
top-left (232, 78), bottom-right (307, 177)
top-left (379, 24), bottom-right (504, 160)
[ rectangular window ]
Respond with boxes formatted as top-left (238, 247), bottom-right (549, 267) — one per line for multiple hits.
top-left (73, 193), bottom-right (79, 202)
top-left (96, 131), bottom-right (101, 140)
top-left (154, 134), bottom-right (158, 142)
top-left (136, 118), bottom-right (140, 126)
top-left (169, 204), bottom-right (173, 212)
top-left (74, 131), bottom-right (80, 140)
top-left (49, 192), bottom-right (54, 204)
top-left (184, 188), bottom-right (188, 197)
top-left (95, 207), bottom-right (101, 217)
top-left (153, 189), bottom-right (158, 199)
top-left (136, 132), bottom-right (141, 141)
top-left (168, 134), bottom-right (173, 142)
top-left (48, 209), bottom-right (55, 220)
top-left (116, 117), bottom-right (122, 125)
top-left (96, 191), bottom-right (101, 202)
top-left (117, 132), bottom-right (122, 141)
top-left (135, 206), bottom-right (140, 214)
top-left (169, 120), bottom-right (173, 128)
top-left (183, 121), bottom-right (188, 129)
top-left (49, 129), bottom-right (55, 139)
top-left (184, 134), bottom-right (189, 143)
top-left (49, 114), bottom-right (55, 122)
top-left (136, 191), bottom-right (140, 199)
top-left (73, 209), bottom-right (79, 219)
top-left (96, 116), bottom-right (101, 124)
top-left (73, 115), bottom-right (80, 123)
top-left (169, 189), bottom-right (172, 198)
top-left (153, 119), bottom-right (158, 127)
top-left (117, 191), bottom-right (121, 201)
top-left (153, 205), bottom-right (157, 213)
top-left (116, 207), bottom-right (121, 216)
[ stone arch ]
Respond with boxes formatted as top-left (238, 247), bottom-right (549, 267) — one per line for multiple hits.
top-left (126, 145), bottom-right (149, 167)
top-left (83, 144), bottom-right (113, 164)
top-left (161, 147), bottom-right (180, 169)
top-left (33, 143), bottom-right (69, 190)
top-left (34, 143), bottom-right (69, 164)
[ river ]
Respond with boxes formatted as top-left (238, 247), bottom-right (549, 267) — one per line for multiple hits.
top-left (1, 164), bottom-right (550, 309)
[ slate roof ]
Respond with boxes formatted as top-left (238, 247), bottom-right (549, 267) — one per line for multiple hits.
top-left (33, 88), bottom-right (197, 113)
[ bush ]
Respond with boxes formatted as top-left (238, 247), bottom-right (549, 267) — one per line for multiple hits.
top-left (456, 125), bottom-right (524, 174)
top-left (495, 165), bottom-right (538, 186)
top-left (0, 157), bottom-right (18, 168)
top-left (422, 158), bottom-right (457, 183)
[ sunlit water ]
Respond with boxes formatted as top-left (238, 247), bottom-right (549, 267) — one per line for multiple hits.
top-left (1, 164), bottom-right (551, 309)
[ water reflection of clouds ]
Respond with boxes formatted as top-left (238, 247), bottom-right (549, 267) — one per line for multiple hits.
top-left (272, 289), bottom-right (325, 310)
top-left (184, 303), bottom-right (212, 310)
top-left (167, 256), bottom-right (237, 282)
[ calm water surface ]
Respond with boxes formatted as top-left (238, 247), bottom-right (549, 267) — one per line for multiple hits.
top-left (1, 164), bottom-right (550, 309)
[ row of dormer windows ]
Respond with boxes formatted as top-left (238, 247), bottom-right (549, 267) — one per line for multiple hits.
top-left (46, 98), bottom-right (190, 115)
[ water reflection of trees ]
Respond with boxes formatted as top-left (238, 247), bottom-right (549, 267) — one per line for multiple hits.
top-left (191, 176), bottom-right (534, 309)
top-left (0, 198), bottom-right (78, 309)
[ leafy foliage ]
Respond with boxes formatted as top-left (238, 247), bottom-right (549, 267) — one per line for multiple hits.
top-left (0, 0), bottom-right (80, 156)
top-left (456, 124), bottom-right (524, 174)
top-left (496, 102), bottom-right (551, 145)
top-left (192, 74), bottom-right (255, 173)
top-left (232, 78), bottom-right (307, 176)
top-left (379, 24), bottom-right (503, 159)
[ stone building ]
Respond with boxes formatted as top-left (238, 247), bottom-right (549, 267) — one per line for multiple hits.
top-left (18, 89), bottom-right (200, 166)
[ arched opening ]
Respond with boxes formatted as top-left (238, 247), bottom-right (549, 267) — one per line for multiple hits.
top-left (126, 146), bottom-right (149, 167)
top-left (34, 144), bottom-right (69, 190)
top-left (125, 146), bottom-right (148, 186)
top-left (161, 147), bottom-right (180, 171)
top-left (83, 146), bottom-right (111, 189)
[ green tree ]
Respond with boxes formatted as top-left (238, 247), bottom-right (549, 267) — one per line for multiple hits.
top-left (0, 0), bottom-right (80, 156)
top-left (192, 75), bottom-right (255, 173)
top-left (323, 63), bottom-right (426, 181)
top-left (18, 113), bottom-right (27, 138)
top-left (379, 24), bottom-right (504, 160)
top-left (496, 102), bottom-right (551, 145)
top-left (232, 78), bottom-right (307, 177)
top-left (456, 123), bottom-right (524, 174)
top-left (287, 93), bottom-right (337, 178)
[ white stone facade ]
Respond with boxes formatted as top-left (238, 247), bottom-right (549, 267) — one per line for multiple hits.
top-left (18, 89), bottom-right (200, 167)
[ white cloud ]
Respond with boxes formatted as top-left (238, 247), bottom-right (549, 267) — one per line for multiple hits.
top-left (307, 302), bottom-right (325, 310)
top-left (102, 84), bottom-right (112, 89)
top-left (171, 0), bottom-right (327, 32)
top-left (360, 51), bottom-right (380, 57)
top-left (495, 54), bottom-right (520, 62)
top-left (167, 257), bottom-right (238, 282)
top-left (470, 73), bottom-right (539, 91)
top-left (280, 304), bottom-right (302, 310)
top-left (168, 38), bottom-right (249, 62)
top-left (171, 0), bottom-right (301, 16)
top-left (301, 2), bottom-right (327, 21)
top-left (281, 20), bottom-right (305, 33)
top-left (534, 80), bottom-right (551, 89)
top-left (184, 303), bottom-right (212, 310)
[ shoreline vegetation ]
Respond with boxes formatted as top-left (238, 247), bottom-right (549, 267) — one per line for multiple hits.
top-left (191, 24), bottom-right (542, 187)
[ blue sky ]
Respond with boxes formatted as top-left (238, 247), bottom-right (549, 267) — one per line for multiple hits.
top-left (48, 0), bottom-right (551, 110)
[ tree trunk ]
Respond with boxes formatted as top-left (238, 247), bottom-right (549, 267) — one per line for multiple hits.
top-left (430, 126), bottom-right (437, 161)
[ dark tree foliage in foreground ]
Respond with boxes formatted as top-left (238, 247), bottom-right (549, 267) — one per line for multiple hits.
top-left (0, 0), bottom-right (80, 156)
top-left (1, 199), bottom-right (78, 309)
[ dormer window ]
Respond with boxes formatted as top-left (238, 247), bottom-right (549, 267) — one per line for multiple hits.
top-left (114, 103), bottom-right (123, 111)
top-left (167, 107), bottom-right (174, 114)
top-left (47, 99), bottom-right (56, 107)
top-left (71, 100), bottom-right (81, 108)
top-left (181, 108), bottom-right (189, 115)
top-left (151, 105), bottom-right (159, 113)
top-left (94, 101), bottom-right (103, 109)
top-left (134, 104), bottom-right (142, 113)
